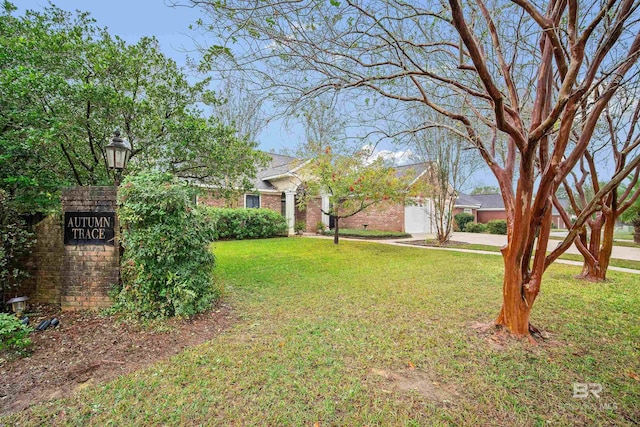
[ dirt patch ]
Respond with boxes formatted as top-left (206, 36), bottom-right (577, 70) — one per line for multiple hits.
top-left (0, 303), bottom-right (235, 416)
top-left (469, 321), bottom-right (563, 350)
top-left (370, 367), bottom-right (457, 405)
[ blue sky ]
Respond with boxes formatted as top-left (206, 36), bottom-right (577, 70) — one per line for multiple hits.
top-left (18, 1), bottom-right (200, 57)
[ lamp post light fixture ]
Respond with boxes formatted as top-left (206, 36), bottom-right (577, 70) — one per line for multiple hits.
top-left (105, 129), bottom-right (131, 185)
top-left (6, 296), bottom-right (29, 317)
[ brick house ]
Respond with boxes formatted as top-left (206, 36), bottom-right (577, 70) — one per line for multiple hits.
top-left (454, 193), bottom-right (569, 228)
top-left (198, 153), bottom-right (437, 235)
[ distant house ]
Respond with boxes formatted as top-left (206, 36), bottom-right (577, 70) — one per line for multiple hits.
top-left (454, 193), bottom-right (569, 229)
top-left (198, 152), bottom-right (437, 235)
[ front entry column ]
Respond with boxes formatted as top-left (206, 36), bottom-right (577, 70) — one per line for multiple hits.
top-left (285, 190), bottom-right (296, 236)
top-left (321, 193), bottom-right (330, 227)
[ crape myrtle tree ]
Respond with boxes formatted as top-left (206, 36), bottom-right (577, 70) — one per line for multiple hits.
top-left (298, 144), bottom-right (418, 245)
top-left (406, 109), bottom-right (482, 244)
top-left (0, 3), bottom-right (267, 208)
top-left (295, 99), bottom-right (420, 245)
top-left (556, 88), bottom-right (640, 281)
top-left (192, 0), bottom-right (640, 339)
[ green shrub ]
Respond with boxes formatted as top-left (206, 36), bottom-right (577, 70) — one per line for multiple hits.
top-left (294, 221), bottom-right (306, 235)
top-left (454, 212), bottom-right (474, 231)
top-left (486, 219), bottom-right (507, 235)
top-left (203, 207), bottom-right (287, 240)
top-left (114, 172), bottom-right (219, 319)
top-left (464, 222), bottom-right (486, 233)
top-left (0, 313), bottom-right (32, 355)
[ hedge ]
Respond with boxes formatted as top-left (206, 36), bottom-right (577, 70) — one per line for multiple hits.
top-left (454, 212), bottom-right (474, 231)
top-left (486, 219), bottom-right (507, 235)
top-left (464, 222), bottom-right (486, 233)
top-left (203, 207), bottom-right (288, 240)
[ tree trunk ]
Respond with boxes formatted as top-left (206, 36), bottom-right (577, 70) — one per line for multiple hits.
top-left (494, 161), bottom-right (547, 339)
top-left (579, 211), bottom-right (614, 281)
top-left (333, 217), bottom-right (339, 245)
top-left (495, 265), bottom-right (535, 336)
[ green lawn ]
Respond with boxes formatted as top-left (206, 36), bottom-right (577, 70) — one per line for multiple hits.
top-left (555, 230), bottom-right (635, 241)
top-left (613, 231), bottom-right (635, 241)
top-left (4, 238), bottom-right (639, 426)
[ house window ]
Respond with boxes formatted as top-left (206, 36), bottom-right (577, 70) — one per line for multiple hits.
top-left (464, 208), bottom-right (472, 214)
top-left (246, 194), bottom-right (260, 209)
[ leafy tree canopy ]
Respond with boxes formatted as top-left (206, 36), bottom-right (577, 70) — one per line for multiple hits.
top-left (471, 186), bottom-right (500, 195)
top-left (298, 144), bottom-right (421, 244)
top-left (0, 2), bottom-right (267, 214)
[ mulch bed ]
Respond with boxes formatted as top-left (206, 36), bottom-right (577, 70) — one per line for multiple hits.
top-left (0, 303), bottom-right (235, 416)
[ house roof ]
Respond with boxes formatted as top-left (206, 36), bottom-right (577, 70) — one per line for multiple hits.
top-left (394, 162), bottom-right (430, 178)
top-left (468, 193), bottom-right (505, 210)
top-left (456, 192), bottom-right (569, 215)
top-left (254, 153), bottom-right (304, 190)
top-left (254, 154), bottom-right (432, 190)
top-left (393, 162), bottom-right (440, 189)
top-left (455, 193), bottom-right (482, 208)
top-left (552, 198), bottom-right (569, 216)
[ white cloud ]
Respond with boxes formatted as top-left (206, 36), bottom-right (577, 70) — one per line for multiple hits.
top-left (362, 144), bottom-right (414, 165)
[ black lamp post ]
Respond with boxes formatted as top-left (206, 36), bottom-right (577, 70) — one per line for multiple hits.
top-left (105, 129), bottom-right (131, 185)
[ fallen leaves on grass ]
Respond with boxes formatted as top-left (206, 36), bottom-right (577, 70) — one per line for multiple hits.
top-left (0, 303), bottom-right (235, 415)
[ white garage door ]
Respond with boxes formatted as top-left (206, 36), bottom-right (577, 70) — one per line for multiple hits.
top-left (404, 202), bottom-right (432, 234)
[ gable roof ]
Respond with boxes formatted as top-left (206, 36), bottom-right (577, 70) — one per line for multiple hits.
top-left (456, 192), bottom-right (570, 215)
top-left (455, 193), bottom-right (482, 208)
top-left (254, 153), bottom-right (304, 190)
top-left (394, 162), bottom-right (430, 178)
top-left (255, 154), bottom-right (432, 190)
top-left (468, 193), bottom-right (505, 210)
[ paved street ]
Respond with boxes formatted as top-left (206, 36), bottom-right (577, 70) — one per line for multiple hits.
top-left (387, 231), bottom-right (640, 274)
top-left (442, 232), bottom-right (640, 261)
top-left (310, 230), bottom-right (640, 272)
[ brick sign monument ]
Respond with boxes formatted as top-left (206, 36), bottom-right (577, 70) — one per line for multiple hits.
top-left (64, 212), bottom-right (116, 245)
top-left (60, 186), bottom-right (119, 310)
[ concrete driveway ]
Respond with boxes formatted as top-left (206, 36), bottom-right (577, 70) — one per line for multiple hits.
top-left (403, 231), bottom-right (640, 262)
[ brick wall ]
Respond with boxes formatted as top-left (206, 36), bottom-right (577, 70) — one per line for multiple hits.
top-left (198, 192), bottom-right (243, 208)
top-left (303, 198), bottom-right (323, 232)
top-left (551, 214), bottom-right (568, 229)
top-left (341, 202), bottom-right (404, 232)
top-left (452, 208), bottom-right (478, 230)
top-left (260, 193), bottom-right (282, 212)
top-left (477, 210), bottom-right (507, 223)
top-left (17, 215), bottom-right (65, 305)
top-left (295, 205), bottom-right (306, 226)
top-left (199, 191), bottom-right (283, 212)
top-left (198, 190), bottom-right (407, 233)
top-left (61, 186), bottom-right (119, 310)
